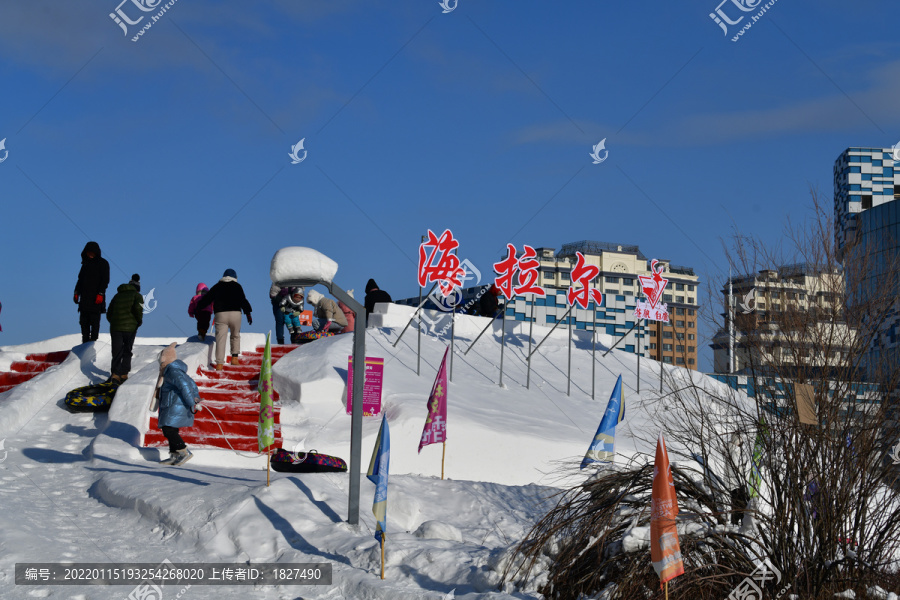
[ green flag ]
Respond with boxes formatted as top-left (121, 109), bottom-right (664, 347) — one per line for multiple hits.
top-left (258, 333), bottom-right (275, 453)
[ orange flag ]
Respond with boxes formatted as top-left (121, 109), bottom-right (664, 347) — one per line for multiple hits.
top-left (650, 432), bottom-right (684, 584)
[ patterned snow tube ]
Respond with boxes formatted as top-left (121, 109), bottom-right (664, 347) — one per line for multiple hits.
top-left (64, 382), bottom-right (119, 413)
top-left (270, 449), bottom-right (347, 473)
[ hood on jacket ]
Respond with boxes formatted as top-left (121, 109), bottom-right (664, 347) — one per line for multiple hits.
top-left (220, 276), bottom-right (238, 283)
top-left (306, 289), bottom-right (323, 306)
top-left (365, 279), bottom-right (379, 293)
top-left (195, 283), bottom-right (209, 294)
top-left (164, 359), bottom-right (188, 375)
top-left (81, 241), bottom-right (102, 261)
top-left (117, 282), bottom-right (138, 293)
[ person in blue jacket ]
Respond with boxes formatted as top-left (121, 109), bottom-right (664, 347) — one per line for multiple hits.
top-left (157, 350), bottom-right (202, 466)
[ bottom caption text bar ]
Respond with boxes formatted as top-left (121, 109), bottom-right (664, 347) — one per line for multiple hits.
top-left (16, 563), bottom-right (332, 585)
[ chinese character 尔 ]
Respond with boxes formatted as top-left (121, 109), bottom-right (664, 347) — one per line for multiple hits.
top-left (565, 252), bottom-right (603, 309)
top-left (418, 229), bottom-right (465, 297)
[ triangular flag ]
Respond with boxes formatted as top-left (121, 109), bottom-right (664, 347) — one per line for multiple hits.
top-left (367, 415), bottom-right (391, 542)
top-left (581, 375), bottom-right (625, 468)
top-left (419, 347), bottom-right (449, 453)
top-left (650, 432), bottom-right (684, 584)
top-left (257, 333), bottom-right (275, 453)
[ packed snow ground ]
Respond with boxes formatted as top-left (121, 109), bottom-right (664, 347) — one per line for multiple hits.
top-left (0, 305), bottom-right (733, 600)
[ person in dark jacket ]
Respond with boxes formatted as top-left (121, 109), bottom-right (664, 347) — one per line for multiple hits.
top-left (269, 283), bottom-right (293, 345)
top-left (74, 241), bottom-right (110, 343)
top-left (364, 278), bottom-right (392, 322)
top-left (479, 284), bottom-right (502, 318)
top-left (196, 269), bottom-right (252, 370)
top-left (106, 274), bottom-right (144, 384)
top-left (156, 348), bottom-right (201, 466)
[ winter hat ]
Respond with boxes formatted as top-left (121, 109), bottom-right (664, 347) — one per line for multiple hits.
top-left (129, 274), bottom-right (141, 292)
top-left (159, 342), bottom-right (177, 370)
top-left (306, 289), bottom-right (323, 306)
top-left (365, 279), bottom-right (379, 294)
top-left (223, 268), bottom-right (237, 279)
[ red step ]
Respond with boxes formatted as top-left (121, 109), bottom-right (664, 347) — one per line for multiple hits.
top-left (0, 350), bottom-right (70, 395)
top-left (0, 372), bottom-right (35, 387)
top-left (25, 351), bottom-right (69, 363)
top-left (10, 361), bottom-right (54, 374)
top-left (143, 430), bottom-right (268, 453)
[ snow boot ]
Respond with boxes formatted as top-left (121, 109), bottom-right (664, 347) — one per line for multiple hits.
top-left (215, 363), bottom-right (224, 371)
top-left (231, 355), bottom-right (240, 366)
top-left (159, 452), bottom-right (178, 466)
top-left (170, 448), bottom-right (193, 467)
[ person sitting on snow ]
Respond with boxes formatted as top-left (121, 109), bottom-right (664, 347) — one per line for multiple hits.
top-left (306, 289), bottom-right (347, 334)
top-left (279, 288), bottom-right (305, 340)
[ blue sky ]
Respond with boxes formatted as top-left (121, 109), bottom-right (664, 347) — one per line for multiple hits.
top-left (1, 1), bottom-right (897, 370)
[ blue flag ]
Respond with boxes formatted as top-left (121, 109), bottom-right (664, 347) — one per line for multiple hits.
top-left (581, 375), bottom-right (625, 469)
top-left (367, 415), bottom-right (391, 542)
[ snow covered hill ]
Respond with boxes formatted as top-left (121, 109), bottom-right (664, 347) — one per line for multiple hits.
top-left (0, 305), bottom-right (732, 599)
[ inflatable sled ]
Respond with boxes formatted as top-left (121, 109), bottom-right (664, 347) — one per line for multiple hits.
top-left (291, 330), bottom-right (336, 345)
top-left (270, 449), bottom-right (347, 473)
top-left (64, 382), bottom-right (119, 413)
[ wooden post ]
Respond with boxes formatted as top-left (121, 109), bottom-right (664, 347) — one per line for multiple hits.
top-left (441, 440), bottom-right (446, 480)
top-left (380, 535), bottom-right (386, 579)
top-left (665, 581), bottom-right (668, 600)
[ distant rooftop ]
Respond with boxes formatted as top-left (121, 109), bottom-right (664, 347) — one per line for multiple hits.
top-left (558, 240), bottom-right (647, 260)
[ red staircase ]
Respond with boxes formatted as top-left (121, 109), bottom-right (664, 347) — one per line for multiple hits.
top-left (143, 345), bottom-right (298, 453)
top-left (0, 351), bottom-right (70, 394)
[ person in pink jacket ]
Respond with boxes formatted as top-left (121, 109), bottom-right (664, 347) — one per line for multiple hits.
top-left (187, 283), bottom-right (214, 341)
top-left (339, 289), bottom-right (355, 334)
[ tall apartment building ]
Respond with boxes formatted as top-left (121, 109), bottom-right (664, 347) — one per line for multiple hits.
top-left (834, 147), bottom-right (900, 376)
top-left (397, 241), bottom-right (701, 370)
top-left (711, 263), bottom-right (851, 375)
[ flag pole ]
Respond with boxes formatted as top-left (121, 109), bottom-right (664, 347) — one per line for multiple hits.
top-left (441, 440), bottom-right (446, 480)
top-left (266, 450), bottom-right (271, 487)
top-left (665, 581), bottom-right (668, 600)
top-left (380, 535), bottom-right (386, 579)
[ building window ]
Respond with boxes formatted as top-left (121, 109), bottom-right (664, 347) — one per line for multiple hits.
top-left (688, 297), bottom-right (694, 304)
top-left (688, 334), bottom-right (695, 341)
top-left (663, 294), bottom-right (673, 302)
top-left (650, 330), bottom-right (656, 337)
top-left (650, 343), bottom-right (657, 350)
top-left (605, 276), bottom-right (620, 283)
top-left (676, 308), bottom-right (685, 315)
top-left (676, 296), bottom-right (684, 303)
top-left (676, 283), bottom-right (685, 291)
top-left (676, 357), bottom-right (685, 365)
top-left (560, 272), bottom-right (570, 281)
top-left (676, 333), bottom-right (684, 340)
top-left (862, 194), bottom-right (872, 210)
top-left (663, 331), bottom-right (673, 339)
top-left (676, 345), bottom-right (684, 353)
top-left (676, 320), bottom-right (685, 327)
top-left (605, 288), bottom-right (618, 294)
top-left (663, 344), bottom-right (673, 351)
top-left (688, 346), bottom-right (695, 353)
top-left (688, 309), bottom-right (695, 316)
top-left (771, 291), bottom-right (780, 299)
top-left (663, 356), bottom-right (673, 364)
top-left (688, 285), bottom-right (695, 292)
top-left (688, 358), bottom-right (695, 365)
top-left (688, 321), bottom-right (695, 328)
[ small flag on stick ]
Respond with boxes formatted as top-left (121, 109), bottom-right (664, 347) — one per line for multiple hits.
top-left (258, 333), bottom-right (276, 486)
top-left (367, 414), bottom-right (391, 578)
top-left (650, 432), bottom-right (684, 586)
top-left (581, 375), bottom-right (625, 468)
top-left (419, 346), bottom-right (449, 454)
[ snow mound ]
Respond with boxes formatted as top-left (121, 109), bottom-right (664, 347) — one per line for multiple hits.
top-left (413, 520), bottom-right (463, 542)
top-left (270, 246), bottom-right (338, 286)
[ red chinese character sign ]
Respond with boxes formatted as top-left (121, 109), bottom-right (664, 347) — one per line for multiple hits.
top-left (493, 244), bottom-right (546, 300)
top-left (418, 229), bottom-right (466, 297)
top-left (566, 252), bottom-right (603, 309)
top-left (634, 259), bottom-right (669, 323)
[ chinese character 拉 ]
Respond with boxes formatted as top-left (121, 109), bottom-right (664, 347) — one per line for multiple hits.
top-left (493, 244), bottom-right (546, 300)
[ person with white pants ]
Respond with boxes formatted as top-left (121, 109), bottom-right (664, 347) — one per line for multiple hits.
top-left (195, 268), bottom-right (253, 370)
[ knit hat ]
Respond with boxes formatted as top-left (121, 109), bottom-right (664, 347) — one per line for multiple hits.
top-left (223, 268), bottom-right (237, 279)
top-left (159, 342), bottom-right (177, 370)
top-left (129, 274), bottom-right (141, 292)
top-left (306, 289), bottom-right (323, 306)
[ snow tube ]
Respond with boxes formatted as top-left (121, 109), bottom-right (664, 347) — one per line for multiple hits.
top-left (270, 449), bottom-right (347, 473)
top-left (291, 330), bottom-right (336, 344)
top-left (64, 382), bottom-right (119, 413)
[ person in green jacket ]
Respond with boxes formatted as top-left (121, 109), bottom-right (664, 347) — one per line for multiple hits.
top-left (107, 274), bottom-right (144, 384)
